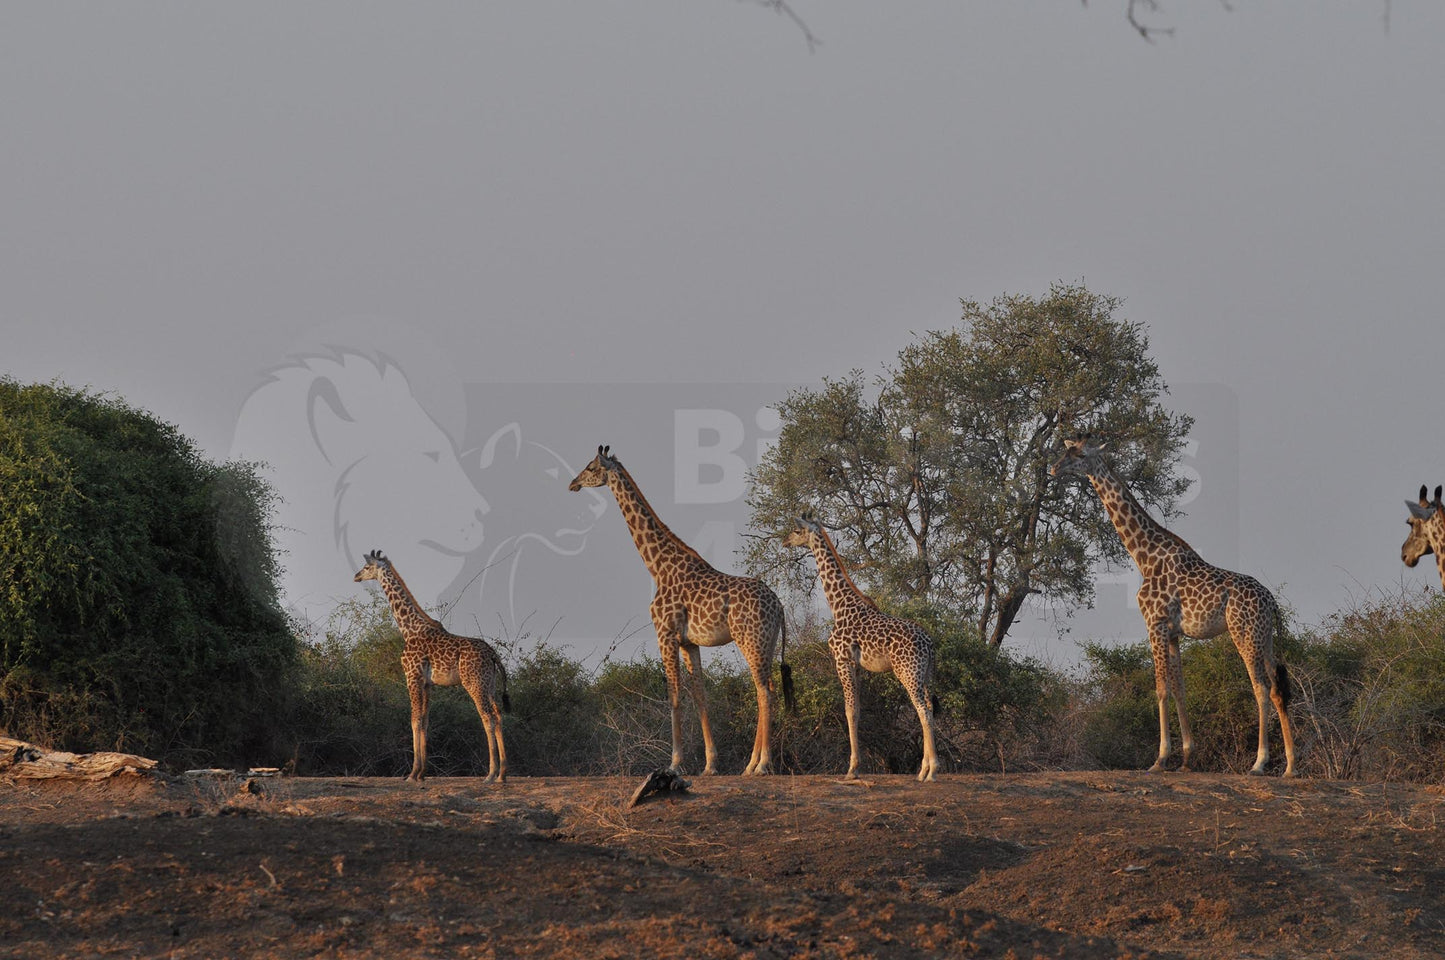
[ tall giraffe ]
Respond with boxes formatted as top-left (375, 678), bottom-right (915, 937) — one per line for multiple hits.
top-left (354, 550), bottom-right (510, 783)
top-left (1050, 437), bottom-right (1297, 776)
top-left (783, 514), bottom-right (939, 781)
top-left (1402, 484), bottom-right (1445, 589)
top-left (569, 446), bottom-right (793, 775)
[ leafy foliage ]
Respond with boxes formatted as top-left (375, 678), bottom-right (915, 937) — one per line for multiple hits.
top-left (0, 379), bottom-right (294, 765)
top-left (747, 282), bottom-right (1192, 647)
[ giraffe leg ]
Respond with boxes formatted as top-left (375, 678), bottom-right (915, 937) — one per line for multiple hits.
top-left (682, 644), bottom-right (718, 775)
top-left (657, 634), bottom-right (688, 775)
top-left (489, 671), bottom-right (509, 783)
top-left (464, 673), bottom-right (504, 784)
top-left (1271, 661), bottom-right (1297, 778)
top-left (1243, 655), bottom-right (1272, 775)
top-left (832, 636), bottom-right (863, 779)
top-left (1167, 638), bottom-right (1194, 772)
top-left (742, 649), bottom-right (775, 776)
top-left (1145, 621), bottom-right (1174, 773)
top-left (407, 674), bottom-right (429, 782)
top-left (903, 676), bottom-right (938, 782)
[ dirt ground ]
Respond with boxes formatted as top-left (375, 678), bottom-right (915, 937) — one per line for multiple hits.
top-left (2, 770), bottom-right (1442, 959)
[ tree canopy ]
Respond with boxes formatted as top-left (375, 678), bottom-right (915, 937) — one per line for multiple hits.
top-left (747, 282), bottom-right (1192, 647)
top-left (0, 379), bottom-right (294, 764)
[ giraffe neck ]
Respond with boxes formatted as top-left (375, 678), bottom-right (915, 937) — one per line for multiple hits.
top-left (809, 529), bottom-right (876, 615)
top-left (1430, 516), bottom-right (1445, 585)
top-left (1087, 465), bottom-right (1194, 575)
top-left (376, 564), bottom-right (437, 638)
top-left (606, 463), bottom-right (707, 576)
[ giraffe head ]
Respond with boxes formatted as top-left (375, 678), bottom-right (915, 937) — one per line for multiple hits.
top-left (567, 445), bottom-right (618, 491)
top-left (353, 548), bottom-right (392, 582)
top-left (1048, 435), bottom-right (1108, 479)
top-left (781, 512), bottom-right (824, 549)
top-left (1402, 484), bottom-right (1442, 567)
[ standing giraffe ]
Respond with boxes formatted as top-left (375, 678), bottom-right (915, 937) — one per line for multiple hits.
top-left (1402, 484), bottom-right (1445, 589)
top-left (1050, 437), bottom-right (1297, 776)
top-left (569, 446), bottom-right (793, 775)
top-left (783, 514), bottom-right (939, 781)
top-left (354, 550), bottom-right (510, 783)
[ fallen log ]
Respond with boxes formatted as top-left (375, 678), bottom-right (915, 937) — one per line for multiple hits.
top-left (0, 736), bottom-right (160, 781)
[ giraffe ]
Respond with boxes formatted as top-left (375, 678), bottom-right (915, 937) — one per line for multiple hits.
top-left (1050, 437), bottom-right (1297, 777)
top-left (353, 550), bottom-right (510, 783)
top-left (1402, 484), bottom-right (1445, 590)
top-left (783, 514), bottom-right (939, 781)
top-left (568, 446), bottom-right (793, 776)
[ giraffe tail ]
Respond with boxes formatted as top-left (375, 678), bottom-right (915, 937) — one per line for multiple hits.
top-left (1271, 600), bottom-right (1292, 711)
top-left (498, 656), bottom-right (512, 714)
top-left (779, 618), bottom-right (796, 712)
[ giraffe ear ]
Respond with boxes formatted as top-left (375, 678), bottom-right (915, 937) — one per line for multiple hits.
top-left (1407, 500), bottom-right (1434, 520)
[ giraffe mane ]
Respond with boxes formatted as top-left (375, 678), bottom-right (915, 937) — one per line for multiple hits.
top-left (1094, 456), bottom-right (1196, 554)
top-left (378, 557), bottom-right (440, 627)
top-left (613, 461), bottom-right (707, 564)
top-left (817, 526), bottom-right (877, 610)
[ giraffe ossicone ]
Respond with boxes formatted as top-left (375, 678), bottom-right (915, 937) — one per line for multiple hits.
top-left (354, 549), bottom-right (510, 783)
top-left (1050, 436), bottom-right (1297, 777)
top-left (568, 445), bottom-right (792, 776)
top-left (783, 514), bottom-right (939, 781)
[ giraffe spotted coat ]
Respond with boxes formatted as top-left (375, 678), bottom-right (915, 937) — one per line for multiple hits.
top-left (354, 550), bottom-right (509, 783)
top-left (783, 514), bottom-right (939, 781)
top-left (569, 446), bottom-right (791, 776)
top-left (1051, 437), bottom-right (1297, 777)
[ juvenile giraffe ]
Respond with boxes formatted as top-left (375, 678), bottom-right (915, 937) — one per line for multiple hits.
top-left (354, 550), bottom-right (510, 783)
top-left (783, 514), bottom-right (939, 781)
top-left (569, 446), bottom-right (793, 776)
top-left (1051, 437), bottom-right (1297, 776)
top-left (1402, 484), bottom-right (1445, 590)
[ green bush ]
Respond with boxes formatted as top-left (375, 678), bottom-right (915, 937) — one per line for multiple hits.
top-left (1289, 589), bottom-right (1445, 782)
top-left (0, 379), bottom-right (295, 767)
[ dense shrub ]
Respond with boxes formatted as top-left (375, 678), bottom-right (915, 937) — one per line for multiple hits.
top-left (0, 380), bottom-right (295, 766)
top-left (1073, 591), bottom-right (1445, 783)
top-left (1289, 589), bottom-right (1445, 782)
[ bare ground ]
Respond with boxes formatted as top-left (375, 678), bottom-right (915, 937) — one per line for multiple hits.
top-left (2, 771), bottom-right (1442, 959)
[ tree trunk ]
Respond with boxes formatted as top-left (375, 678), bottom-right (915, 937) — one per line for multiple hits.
top-left (987, 589), bottom-right (1029, 649)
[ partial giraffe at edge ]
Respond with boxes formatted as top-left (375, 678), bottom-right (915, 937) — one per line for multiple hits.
top-left (1402, 484), bottom-right (1445, 591)
top-left (354, 550), bottom-right (510, 783)
top-left (1050, 436), bottom-right (1297, 777)
top-left (568, 445), bottom-right (794, 776)
top-left (783, 513), bottom-right (939, 782)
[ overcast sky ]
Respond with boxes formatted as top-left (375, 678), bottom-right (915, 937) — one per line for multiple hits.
top-left (4, 2), bottom-right (1442, 665)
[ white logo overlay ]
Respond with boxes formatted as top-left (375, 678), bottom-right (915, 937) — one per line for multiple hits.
top-left (229, 346), bottom-right (789, 660)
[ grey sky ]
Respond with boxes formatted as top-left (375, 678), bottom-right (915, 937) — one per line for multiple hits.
top-left (4, 3), bottom-right (1442, 664)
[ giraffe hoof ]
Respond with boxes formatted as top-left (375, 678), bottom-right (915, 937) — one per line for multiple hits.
top-left (1281, 769), bottom-right (1298, 779)
top-left (1246, 767), bottom-right (1267, 777)
top-left (1177, 764), bottom-right (1192, 774)
top-left (1145, 763), bottom-right (1163, 774)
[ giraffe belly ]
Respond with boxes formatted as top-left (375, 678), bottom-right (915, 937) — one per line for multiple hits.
top-left (683, 620), bottom-right (732, 647)
top-left (859, 650), bottom-right (891, 673)
top-left (425, 662), bottom-right (461, 686)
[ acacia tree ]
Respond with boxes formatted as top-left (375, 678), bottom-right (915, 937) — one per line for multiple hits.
top-left (747, 282), bottom-right (1192, 648)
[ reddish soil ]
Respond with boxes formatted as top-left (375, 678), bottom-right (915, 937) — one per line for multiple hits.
top-left (2, 771), bottom-right (1442, 958)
